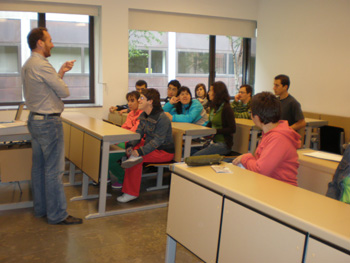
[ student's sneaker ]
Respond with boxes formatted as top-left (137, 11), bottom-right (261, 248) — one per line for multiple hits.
top-left (121, 155), bottom-right (143, 169)
top-left (111, 182), bottom-right (123, 189)
top-left (117, 193), bottom-right (137, 203)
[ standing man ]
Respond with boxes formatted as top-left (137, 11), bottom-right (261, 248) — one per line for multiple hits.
top-left (273, 74), bottom-right (306, 131)
top-left (22, 27), bottom-right (82, 225)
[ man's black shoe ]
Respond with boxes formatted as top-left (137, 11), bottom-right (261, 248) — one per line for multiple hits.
top-left (57, 215), bottom-right (83, 225)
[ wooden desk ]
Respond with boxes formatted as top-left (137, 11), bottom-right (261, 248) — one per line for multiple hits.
top-left (297, 149), bottom-right (339, 195)
top-left (62, 112), bottom-right (141, 219)
top-left (0, 122), bottom-right (32, 211)
top-left (166, 162), bottom-right (350, 262)
top-left (304, 118), bottom-right (328, 148)
top-left (233, 118), bottom-right (260, 154)
top-left (171, 122), bottom-right (216, 161)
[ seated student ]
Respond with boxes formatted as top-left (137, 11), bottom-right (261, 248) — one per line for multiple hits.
top-left (109, 80), bottom-right (147, 114)
top-left (117, 88), bottom-right (174, 203)
top-left (232, 92), bottom-right (301, 186)
top-left (193, 81), bottom-right (236, 156)
top-left (195, 83), bottom-right (209, 112)
top-left (164, 79), bottom-right (181, 104)
top-left (109, 91), bottom-right (143, 189)
top-left (231, 84), bottom-right (253, 119)
top-left (163, 86), bottom-right (208, 126)
top-left (326, 144), bottom-right (350, 204)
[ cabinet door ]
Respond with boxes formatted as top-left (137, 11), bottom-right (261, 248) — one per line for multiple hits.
top-left (82, 133), bottom-right (101, 182)
top-left (0, 147), bottom-right (32, 182)
top-left (219, 199), bottom-right (305, 263)
top-left (305, 237), bottom-right (350, 263)
top-left (167, 174), bottom-right (222, 263)
top-left (69, 126), bottom-right (84, 169)
top-left (62, 122), bottom-right (71, 159)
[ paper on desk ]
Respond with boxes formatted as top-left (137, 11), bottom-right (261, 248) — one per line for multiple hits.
top-left (0, 121), bottom-right (27, 128)
top-left (211, 165), bottom-right (232, 173)
top-left (303, 151), bottom-right (342, 162)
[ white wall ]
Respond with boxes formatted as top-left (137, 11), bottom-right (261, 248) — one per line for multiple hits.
top-left (255, 0), bottom-right (350, 117)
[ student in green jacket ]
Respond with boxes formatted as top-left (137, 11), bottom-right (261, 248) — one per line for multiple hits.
top-left (231, 84), bottom-right (253, 119)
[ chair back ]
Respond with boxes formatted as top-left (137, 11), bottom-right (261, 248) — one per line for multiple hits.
top-left (320, 125), bottom-right (345, 154)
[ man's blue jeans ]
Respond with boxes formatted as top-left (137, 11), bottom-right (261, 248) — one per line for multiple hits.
top-left (27, 113), bottom-right (68, 224)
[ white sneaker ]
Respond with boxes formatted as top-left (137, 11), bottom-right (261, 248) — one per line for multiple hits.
top-left (121, 155), bottom-right (143, 169)
top-left (117, 193), bottom-right (138, 203)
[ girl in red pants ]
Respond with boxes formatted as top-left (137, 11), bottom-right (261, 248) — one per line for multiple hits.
top-left (117, 88), bottom-right (174, 203)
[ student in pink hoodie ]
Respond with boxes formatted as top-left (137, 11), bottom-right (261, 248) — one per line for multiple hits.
top-left (232, 92), bottom-right (301, 186)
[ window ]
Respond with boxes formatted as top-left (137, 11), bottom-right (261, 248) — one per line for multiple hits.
top-left (151, 50), bottom-right (166, 73)
top-left (128, 30), bottom-right (168, 97)
top-left (129, 50), bottom-right (148, 73)
top-left (178, 51), bottom-right (209, 74)
top-left (215, 53), bottom-right (227, 75)
top-left (0, 13), bottom-right (36, 104)
top-left (45, 13), bottom-right (92, 102)
top-left (128, 31), bottom-right (255, 98)
top-left (129, 49), bottom-right (167, 73)
top-left (0, 11), bottom-right (94, 106)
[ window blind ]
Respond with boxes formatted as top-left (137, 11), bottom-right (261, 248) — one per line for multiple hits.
top-left (0, 1), bottom-right (99, 16)
top-left (129, 9), bottom-right (257, 38)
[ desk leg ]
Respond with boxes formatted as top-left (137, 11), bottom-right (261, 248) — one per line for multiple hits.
top-left (69, 162), bottom-right (76, 185)
top-left (165, 235), bottom-right (177, 263)
top-left (70, 173), bottom-right (98, 201)
top-left (249, 130), bottom-right (259, 154)
top-left (304, 127), bottom-right (311, 149)
top-left (64, 162), bottom-right (82, 186)
top-left (82, 173), bottom-right (89, 197)
top-left (98, 141), bottom-right (110, 215)
top-left (183, 135), bottom-right (192, 159)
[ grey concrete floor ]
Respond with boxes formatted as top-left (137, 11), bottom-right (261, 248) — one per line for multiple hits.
top-left (0, 171), bottom-right (203, 263)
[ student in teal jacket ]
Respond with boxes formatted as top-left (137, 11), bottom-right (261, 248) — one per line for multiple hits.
top-left (163, 86), bottom-right (208, 126)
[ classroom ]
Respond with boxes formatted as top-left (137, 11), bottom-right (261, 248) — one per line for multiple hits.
top-left (0, 0), bottom-right (349, 262)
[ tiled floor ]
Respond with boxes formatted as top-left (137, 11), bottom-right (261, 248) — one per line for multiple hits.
top-left (0, 171), bottom-right (203, 263)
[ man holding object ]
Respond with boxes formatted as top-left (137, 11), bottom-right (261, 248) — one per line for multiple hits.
top-left (22, 27), bottom-right (82, 225)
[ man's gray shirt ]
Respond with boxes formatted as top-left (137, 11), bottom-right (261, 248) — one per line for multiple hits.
top-left (280, 94), bottom-right (304, 126)
top-left (22, 52), bottom-right (70, 114)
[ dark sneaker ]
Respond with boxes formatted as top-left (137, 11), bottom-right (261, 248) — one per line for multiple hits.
top-left (57, 215), bottom-right (83, 225)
